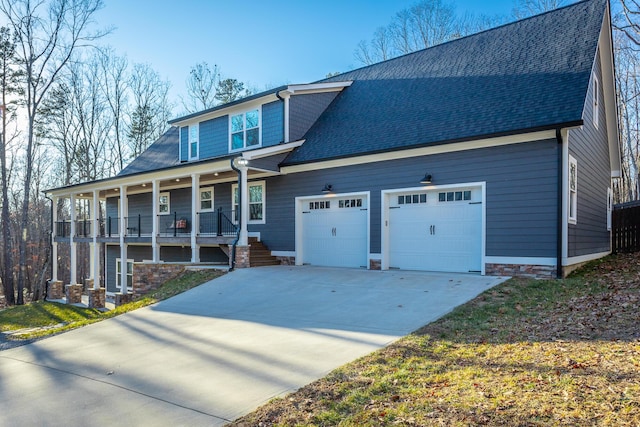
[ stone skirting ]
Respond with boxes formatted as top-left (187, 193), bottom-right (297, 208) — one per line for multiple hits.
top-left (485, 263), bottom-right (557, 279)
top-left (48, 280), bottom-right (64, 300)
top-left (369, 259), bottom-right (382, 270)
top-left (65, 284), bottom-right (84, 304)
top-left (84, 279), bottom-right (94, 293)
top-left (234, 246), bottom-right (251, 268)
top-left (132, 263), bottom-right (186, 298)
top-left (276, 256), bottom-right (296, 266)
top-left (88, 287), bottom-right (106, 309)
top-left (114, 292), bottom-right (133, 306)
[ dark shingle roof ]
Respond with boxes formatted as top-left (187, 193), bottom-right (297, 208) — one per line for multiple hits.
top-left (118, 127), bottom-right (180, 176)
top-left (283, 0), bottom-right (607, 165)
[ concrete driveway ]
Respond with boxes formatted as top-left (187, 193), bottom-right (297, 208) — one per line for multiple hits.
top-left (0, 266), bottom-right (506, 426)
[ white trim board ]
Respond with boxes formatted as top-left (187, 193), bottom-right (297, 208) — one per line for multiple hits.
top-left (484, 256), bottom-right (556, 266)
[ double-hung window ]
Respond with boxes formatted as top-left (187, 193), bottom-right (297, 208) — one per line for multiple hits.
top-left (230, 109), bottom-right (260, 151)
top-left (159, 192), bottom-right (170, 215)
top-left (568, 155), bottom-right (577, 224)
top-left (189, 124), bottom-right (199, 160)
top-left (200, 187), bottom-right (214, 211)
top-left (116, 258), bottom-right (133, 290)
top-left (232, 181), bottom-right (265, 224)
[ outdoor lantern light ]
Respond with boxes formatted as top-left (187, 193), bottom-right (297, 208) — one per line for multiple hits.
top-left (322, 184), bottom-right (333, 193)
top-left (420, 173), bottom-right (432, 184)
top-left (237, 158), bottom-right (248, 166)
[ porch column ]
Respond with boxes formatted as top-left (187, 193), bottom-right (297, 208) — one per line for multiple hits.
top-left (119, 185), bottom-right (129, 295)
top-left (152, 180), bottom-right (159, 262)
top-left (69, 193), bottom-right (77, 285)
top-left (239, 163), bottom-right (249, 246)
top-left (191, 173), bottom-right (200, 263)
top-left (91, 189), bottom-right (100, 289)
top-left (51, 196), bottom-right (58, 282)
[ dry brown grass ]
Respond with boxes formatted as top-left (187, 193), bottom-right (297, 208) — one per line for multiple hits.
top-left (231, 254), bottom-right (640, 426)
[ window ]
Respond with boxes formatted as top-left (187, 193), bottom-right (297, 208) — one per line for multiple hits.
top-left (200, 187), bottom-right (214, 211)
top-left (189, 124), bottom-right (199, 160)
top-left (116, 258), bottom-right (133, 290)
top-left (230, 109), bottom-right (260, 151)
top-left (339, 198), bottom-right (363, 208)
top-left (607, 187), bottom-right (613, 231)
top-left (159, 192), bottom-right (170, 215)
top-left (398, 193), bottom-right (427, 205)
top-left (310, 201), bottom-right (330, 210)
top-left (232, 181), bottom-right (266, 224)
top-left (438, 190), bottom-right (471, 202)
top-left (592, 76), bottom-right (599, 129)
top-left (569, 155), bottom-right (577, 224)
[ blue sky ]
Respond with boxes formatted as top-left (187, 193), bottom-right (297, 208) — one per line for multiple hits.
top-left (97, 1), bottom-right (516, 104)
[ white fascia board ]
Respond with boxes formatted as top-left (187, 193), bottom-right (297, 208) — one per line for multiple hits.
top-left (171, 94), bottom-right (279, 128)
top-left (282, 130), bottom-right (557, 174)
top-left (47, 158), bottom-right (233, 198)
top-left (563, 250), bottom-right (611, 267)
top-left (242, 139), bottom-right (305, 160)
top-left (281, 81), bottom-right (353, 96)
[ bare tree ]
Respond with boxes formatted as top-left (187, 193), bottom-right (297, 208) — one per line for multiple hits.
top-left (183, 62), bottom-right (219, 113)
top-left (128, 63), bottom-right (172, 159)
top-left (0, 0), bottom-right (106, 304)
top-left (0, 26), bottom-right (21, 305)
top-left (512, 0), bottom-right (570, 19)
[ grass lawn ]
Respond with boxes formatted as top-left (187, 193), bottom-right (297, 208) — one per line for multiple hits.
top-left (0, 269), bottom-right (224, 340)
top-left (231, 254), bottom-right (640, 426)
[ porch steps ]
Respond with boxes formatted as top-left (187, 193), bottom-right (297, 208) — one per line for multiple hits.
top-left (248, 238), bottom-right (280, 267)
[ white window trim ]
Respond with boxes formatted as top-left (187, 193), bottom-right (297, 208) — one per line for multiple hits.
top-left (568, 155), bottom-right (577, 225)
top-left (199, 187), bottom-right (214, 212)
top-left (231, 180), bottom-right (266, 225)
top-left (228, 107), bottom-right (262, 152)
top-left (607, 187), bottom-right (612, 231)
top-left (115, 258), bottom-right (133, 290)
top-left (593, 75), bottom-right (599, 129)
top-left (189, 124), bottom-right (199, 160)
top-left (159, 192), bottom-right (170, 216)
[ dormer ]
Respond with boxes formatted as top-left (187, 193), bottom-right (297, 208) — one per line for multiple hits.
top-left (168, 81), bottom-right (352, 163)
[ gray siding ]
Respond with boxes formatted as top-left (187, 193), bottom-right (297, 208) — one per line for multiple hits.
top-left (289, 92), bottom-right (339, 141)
top-left (127, 193), bottom-right (153, 235)
top-left (254, 139), bottom-right (559, 259)
top-left (199, 115), bottom-right (228, 159)
top-left (567, 51), bottom-right (612, 257)
top-left (159, 188), bottom-right (192, 231)
top-left (262, 101), bottom-right (284, 147)
top-left (180, 126), bottom-right (188, 162)
top-left (160, 246), bottom-right (191, 262)
top-left (200, 246), bottom-right (228, 263)
top-left (105, 245), bottom-right (152, 292)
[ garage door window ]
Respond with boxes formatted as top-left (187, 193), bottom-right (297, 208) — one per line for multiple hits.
top-left (309, 201), bottom-right (330, 210)
top-left (398, 194), bottom-right (427, 204)
top-left (339, 198), bottom-right (363, 208)
top-left (439, 191), bottom-right (471, 202)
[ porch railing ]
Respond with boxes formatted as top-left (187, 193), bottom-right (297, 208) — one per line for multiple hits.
top-left (55, 220), bottom-right (71, 238)
top-left (124, 214), bottom-right (153, 237)
top-left (100, 216), bottom-right (121, 237)
top-left (75, 219), bottom-right (93, 237)
top-left (198, 208), bottom-right (237, 236)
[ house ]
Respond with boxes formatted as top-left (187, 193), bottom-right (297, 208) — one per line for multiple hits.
top-left (46, 0), bottom-right (620, 306)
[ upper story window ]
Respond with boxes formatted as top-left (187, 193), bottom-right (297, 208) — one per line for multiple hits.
top-left (593, 75), bottom-right (599, 129)
top-left (230, 109), bottom-right (260, 151)
top-left (189, 124), bottom-right (199, 160)
top-left (200, 187), bottom-right (214, 211)
top-left (159, 192), bottom-right (170, 215)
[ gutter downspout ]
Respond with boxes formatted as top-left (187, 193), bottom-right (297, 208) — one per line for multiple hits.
top-left (556, 129), bottom-right (564, 279)
top-left (275, 90), bottom-right (286, 143)
top-left (44, 193), bottom-right (54, 300)
top-left (229, 158), bottom-right (241, 271)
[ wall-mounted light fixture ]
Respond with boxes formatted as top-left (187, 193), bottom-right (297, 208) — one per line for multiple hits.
top-left (322, 184), bottom-right (333, 193)
top-left (420, 173), bottom-right (432, 184)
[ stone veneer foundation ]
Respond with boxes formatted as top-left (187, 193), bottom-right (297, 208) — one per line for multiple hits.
top-left (369, 259), bottom-right (382, 270)
top-left (88, 287), bottom-right (106, 309)
top-left (234, 246), bottom-right (251, 268)
top-left (276, 256), bottom-right (296, 266)
top-left (48, 280), bottom-right (64, 300)
top-left (485, 263), bottom-right (557, 279)
top-left (65, 284), bottom-right (84, 304)
top-left (132, 263), bottom-right (186, 298)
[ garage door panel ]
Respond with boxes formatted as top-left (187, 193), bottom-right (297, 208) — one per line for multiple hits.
top-left (301, 196), bottom-right (368, 268)
top-left (388, 189), bottom-right (481, 273)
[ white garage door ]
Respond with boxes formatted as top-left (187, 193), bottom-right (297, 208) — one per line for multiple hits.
top-left (301, 195), bottom-right (368, 268)
top-left (388, 188), bottom-right (482, 273)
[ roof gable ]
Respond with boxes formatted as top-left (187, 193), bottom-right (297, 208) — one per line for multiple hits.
top-left (118, 127), bottom-right (180, 177)
top-left (283, 0), bottom-right (607, 165)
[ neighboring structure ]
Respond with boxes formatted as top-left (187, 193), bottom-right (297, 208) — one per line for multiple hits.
top-left (47, 0), bottom-right (620, 304)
